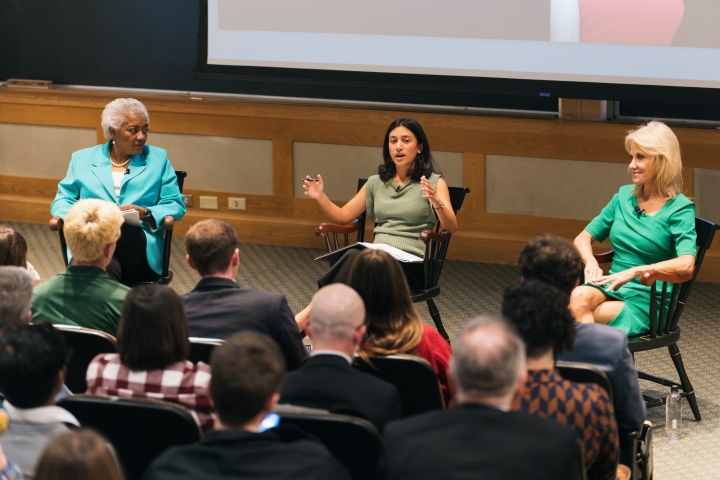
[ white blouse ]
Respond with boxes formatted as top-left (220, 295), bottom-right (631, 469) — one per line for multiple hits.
top-left (111, 171), bottom-right (124, 199)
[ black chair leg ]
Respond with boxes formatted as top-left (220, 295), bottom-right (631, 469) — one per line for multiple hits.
top-left (426, 299), bottom-right (450, 342)
top-left (668, 344), bottom-right (701, 421)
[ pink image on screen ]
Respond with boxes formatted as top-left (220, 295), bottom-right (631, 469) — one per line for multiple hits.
top-left (579, 0), bottom-right (685, 46)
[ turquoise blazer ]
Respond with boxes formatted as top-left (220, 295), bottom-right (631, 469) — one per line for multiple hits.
top-left (51, 141), bottom-right (186, 275)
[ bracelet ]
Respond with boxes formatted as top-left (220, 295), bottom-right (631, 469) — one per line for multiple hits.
top-left (651, 263), bottom-right (655, 271)
top-left (433, 200), bottom-right (445, 211)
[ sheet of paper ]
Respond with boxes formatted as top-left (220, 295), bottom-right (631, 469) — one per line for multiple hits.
top-left (122, 209), bottom-right (141, 227)
top-left (358, 242), bottom-right (423, 263)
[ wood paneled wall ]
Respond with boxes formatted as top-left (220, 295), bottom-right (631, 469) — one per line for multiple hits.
top-left (1, 86), bottom-right (720, 282)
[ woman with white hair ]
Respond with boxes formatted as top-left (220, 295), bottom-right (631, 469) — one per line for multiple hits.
top-left (570, 121), bottom-right (697, 336)
top-left (51, 98), bottom-right (186, 284)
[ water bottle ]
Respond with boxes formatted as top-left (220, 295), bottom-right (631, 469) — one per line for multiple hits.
top-left (666, 385), bottom-right (682, 440)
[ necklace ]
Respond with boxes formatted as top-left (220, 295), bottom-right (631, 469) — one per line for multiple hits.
top-left (109, 147), bottom-right (130, 168)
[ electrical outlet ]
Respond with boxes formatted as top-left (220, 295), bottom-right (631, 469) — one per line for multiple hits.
top-left (228, 197), bottom-right (246, 211)
top-left (199, 196), bottom-right (218, 210)
top-left (183, 194), bottom-right (193, 207)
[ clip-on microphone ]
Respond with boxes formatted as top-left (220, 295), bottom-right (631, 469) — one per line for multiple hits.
top-left (634, 205), bottom-right (644, 216)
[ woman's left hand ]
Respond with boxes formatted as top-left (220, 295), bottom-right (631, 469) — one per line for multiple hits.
top-left (420, 176), bottom-right (441, 208)
top-left (590, 268), bottom-right (638, 291)
top-left (120, 204), bottom-right (145, 215)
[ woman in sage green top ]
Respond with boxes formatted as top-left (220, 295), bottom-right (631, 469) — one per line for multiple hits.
top-left (570, 122), bottom-right (696, 337)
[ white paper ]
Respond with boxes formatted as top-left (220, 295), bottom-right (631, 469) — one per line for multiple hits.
top-left (122, 209), bottom-right (141, 228)
top-left (358, 242), bottom-right (423, 263)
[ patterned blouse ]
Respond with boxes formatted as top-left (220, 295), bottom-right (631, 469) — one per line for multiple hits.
top-left (512, 369), bottom-right (619, 480)
top-left (86, 353), bottom-right (213, 431)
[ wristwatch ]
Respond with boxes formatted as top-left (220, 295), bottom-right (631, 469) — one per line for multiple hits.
top-left (144, 208), bottom-right (153, 220)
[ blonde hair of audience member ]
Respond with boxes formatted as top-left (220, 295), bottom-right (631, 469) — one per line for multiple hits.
top-left (0, 267), bottom-right (34, 329)
top-left (347, 249), bottom-right (424, 363)
top-left (625, 121), bottom-right (683, 199)
top-left (307, 284), bottom-right (366, 357)
top-left (101, 98), bottom-right (150, 140)
top-left (64, 199), bottom-right (123, 263)
top-left (35, 429), bottom-right (125, 480)
top-left (450, 315), bottom-right (526, 409)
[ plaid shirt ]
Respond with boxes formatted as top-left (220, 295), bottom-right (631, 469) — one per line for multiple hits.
top-left (512, 369), bottom-right (619, 480)
top-left (86, 353), bottom-right (214, 431)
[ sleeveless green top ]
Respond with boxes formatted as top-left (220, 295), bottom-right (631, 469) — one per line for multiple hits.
top-left (365, 173), bottom-right (440, 257)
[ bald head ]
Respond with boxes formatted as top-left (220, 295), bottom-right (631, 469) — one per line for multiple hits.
top-left (451, 315), bottom-right (526, 407)
top-left (309, 284), bottom-right (365, 343)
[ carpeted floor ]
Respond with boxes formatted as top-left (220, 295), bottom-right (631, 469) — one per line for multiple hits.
top-left (7, 220), bottom-right (720, 478)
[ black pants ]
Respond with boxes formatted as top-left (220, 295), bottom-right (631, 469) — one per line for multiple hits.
top-left (106, 223), bottom-right (158, 285)
top-left (318, 247), bottom-right (425, 291)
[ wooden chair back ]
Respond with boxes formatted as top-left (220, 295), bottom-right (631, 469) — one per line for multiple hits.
top-left (187, 337), bottom-right (223, 364)
top-left (353, 354), bottom-right (444, 416)
top-left (53, 325), bottom-right (117, 394)
top-left (58, 394), bottom-right (201, 480)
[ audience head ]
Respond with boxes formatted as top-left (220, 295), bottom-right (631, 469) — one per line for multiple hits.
top-left (101, 98), bottom-right (150, 140)
top-left (518, 235), bottom-right (583, 295)
top-left (625, 121), bottom-right (683, 199)
top-left (502, 280), bottom-right (575, 360)
top-left (451, 315), bottom-right (526, 407)
top-left (210, 331), bottom-right (286, 430)
top-left (347, 249), bottom-right (424, 358)
top-left (184, 219), bottom-right (239, 277)
top-left (379, 117), bottom-right (438, 181)
top-left (117, 285), bottom-right (190, 371)
top-left (0, 266), bottom-right (34, 330)
top-left (35, 429), bottom-right (125, 480)
top-left (308, 284), bottom-right (366, 353)
top-left (0, 323), bottom-right (67, 408)
top-left (64, 199), bottom-right (123, 264)
top-left (0, 226), bottom-right (28, 268)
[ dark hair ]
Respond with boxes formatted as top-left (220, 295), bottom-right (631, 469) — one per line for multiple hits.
top-left (347, 249), bottom-right (424, 361)
top-left (210, 331), bottom-right (285, 427)
top-left (117, 285), bottom-right (190, 371)
top-left (501, 280), bottom-right (575, 359)
top-left (518, 235), bottom-right (583, 295)
top-left (35, 429), bottom-right (125, 480)
top-left (379, 118), bottom-right (439, 181)
top-left (0, 323), bottom-right (67, 408)
top-left (0, 226), bottom-right (28, 267)
top-left (184, 219), bottom-right (238, 276)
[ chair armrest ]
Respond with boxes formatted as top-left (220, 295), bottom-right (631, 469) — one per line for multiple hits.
top-left (315, 222), bottom-right (361, 237)
top-left (639, 270), bottom-right (693, 286)
top-left (593, 250), bottom-right (614, 263)
top-left (49, 217), bottom-right (64, 231)
top-left (163, 216), bottom-right (174, 231)
top-left (419, 229), bottom-right (449, 245)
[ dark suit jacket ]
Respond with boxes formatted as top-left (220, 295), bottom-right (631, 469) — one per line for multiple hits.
top-left (181, 278), bottom-right (307, 370)
top-left (143, 429), bottom-right (350, 480)
top-left (557, 322), bottom-right (646, 434)
top-left (384, 404), bottom-right (584, 480)
top-left (280, 354), bottom-right (402, 430)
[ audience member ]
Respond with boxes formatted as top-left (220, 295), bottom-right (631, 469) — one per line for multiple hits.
top-left (280, 284), bottom-right (401, 430)
top-left (0, 267), bottom-right (33, 332)
top-left (86, 285), bottom-right (213, 431)
top-left (0, 444), bottom-right (21, 480)
top-left (35, 429), bottom-right (125, 480)
top-left (181, 219), bottom-right (307, 370)
top-left (144, 331), bottom-right (350, 480)
top-left (518, 235), bottom-right (646, 439)
top-left (31, 199), bottom-right (129, 335)
top-left (347, 249), bottom-right (452, 404)
top-left (384, 315), bottom-right (583, 480)
top-left (503, 281), bottom-right (619, 480)
top-left (0, 324), bottom-right (79, 475)
top-left (0, 226), bottom-right (40, 286)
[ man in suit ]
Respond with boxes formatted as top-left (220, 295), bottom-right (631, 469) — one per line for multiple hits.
top-left (518, 235), bottom-right (646, 439)
top-left (144, 331), bottom-right (350, 480)
top-left (384, 315), bottom-right (584, 480)
top-left (181, 219), bottom-right (307, 370)
top-left (280, 284), bottom-right (401, 430)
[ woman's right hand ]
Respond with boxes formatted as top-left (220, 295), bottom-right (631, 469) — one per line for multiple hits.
top-left (303, 174), bottom-right (324, 199)
top-left (584, 260), bottom-right (604, 283)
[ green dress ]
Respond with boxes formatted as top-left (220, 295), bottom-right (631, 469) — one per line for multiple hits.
top-left (584, 185), bottom-right (696, 337)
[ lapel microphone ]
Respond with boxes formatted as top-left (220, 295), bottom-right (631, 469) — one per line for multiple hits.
top-left (634, 205), bottom-right (644, 216)
top-left (125, 168), bottom-right (130, 175)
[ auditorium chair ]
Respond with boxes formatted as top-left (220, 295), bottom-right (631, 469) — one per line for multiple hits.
top-left (49, 170), bottom-right (187, 286)
top-left (187, 337), bottom-right (224, 364)
top-left (58, 394), bottom-right (201, 480)
top-left (53, 324), bottom-right (117, 394)
top-left (273, 404), bottom-right (382, 480)
top-left (557, 360), bottom-right (653, 480)
top-left (316, 178), bottom-right (469, 341)
top-left (353, 353), bottom-right (444, 415)
top-left (593, 216), bottom-right (718, 422)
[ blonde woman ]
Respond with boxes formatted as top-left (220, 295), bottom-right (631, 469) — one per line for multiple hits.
top-left (570, 121), bottom-right (696, 336)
